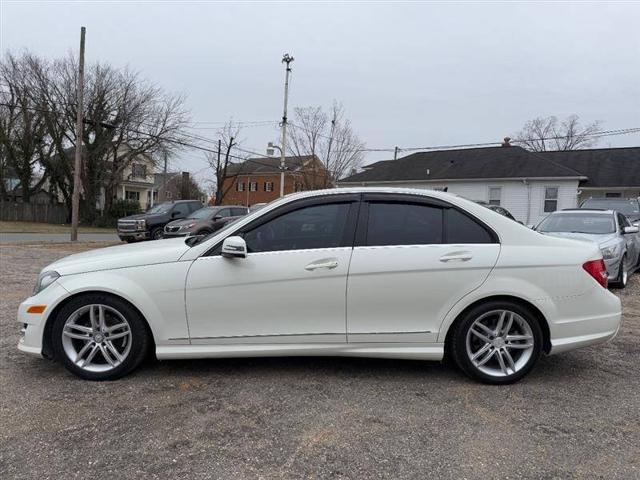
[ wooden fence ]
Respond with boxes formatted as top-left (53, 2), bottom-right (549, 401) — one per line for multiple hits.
top-left (0, 202), bottom-right (69, 224)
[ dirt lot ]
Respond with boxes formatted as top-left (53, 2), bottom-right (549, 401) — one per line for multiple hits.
top-left (1, 243), bottom-right (639, 479)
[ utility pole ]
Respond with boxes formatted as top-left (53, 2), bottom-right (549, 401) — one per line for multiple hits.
top-left (394, 146), bottom-right (399, 161)
top-left (216, 139), bottom-right (221, 205)
top-left (160, 150), bottom-right (168, 203)
top-left (279, 53), bottom-right (294, 197)
top-left (70, 26), bottom-right (86, 242)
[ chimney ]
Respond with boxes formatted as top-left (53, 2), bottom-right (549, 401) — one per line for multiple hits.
top-left (501, 137), bottom-right (512, 147)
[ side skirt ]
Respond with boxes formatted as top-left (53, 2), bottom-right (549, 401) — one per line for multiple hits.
top-left (156, 343), bottom-right (445, 361)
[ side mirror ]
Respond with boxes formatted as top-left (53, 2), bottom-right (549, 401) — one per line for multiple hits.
top-left (221, 236), bottom-right (247, 259)
top-left (624, 226), bottom-right (639, 234)
top-left (213, 215), bottom-right (222, 220)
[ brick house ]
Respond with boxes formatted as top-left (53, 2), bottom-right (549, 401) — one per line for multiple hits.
top-left (219, 155), bottom-right (328, 206)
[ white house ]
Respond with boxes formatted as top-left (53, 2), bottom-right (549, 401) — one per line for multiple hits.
top-left (339, 144), bottom-right (591, 226)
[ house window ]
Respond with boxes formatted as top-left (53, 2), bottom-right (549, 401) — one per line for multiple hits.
top-left (488, 187), bottom-right (502, 206)
top-left (236, 182), bottom-right (245, 192)
top-left (294, 182), bottom-right (304, 192)
top-left (605, 192), bottom-right (622, 198)
top-left (125, 190), bottom-right (140, 201)
top-left (264, 181), bottom-right (274, 192)
top-left (131, 163), bottom-right (147, 179)
top-left (249, 182), bottom-right (258, 192)
top-left (544, 187), bottom-right (559, 213)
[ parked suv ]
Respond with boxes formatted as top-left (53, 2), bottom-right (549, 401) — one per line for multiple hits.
top-left (163, 205), bottom-right (248, 238)
top-left (117, 200), bottom-right (203, 242)
top-left (580, 197), bottom-right (640, 224)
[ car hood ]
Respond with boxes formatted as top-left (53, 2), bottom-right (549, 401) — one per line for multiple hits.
top-left (540, 231), bottom-right (617, 246)
top-left (120, 213), bottom-right (164, 221)
top-left (44, 237), bottom-right (191, 276)
top-left (166, 218), bottom-right (203, 227)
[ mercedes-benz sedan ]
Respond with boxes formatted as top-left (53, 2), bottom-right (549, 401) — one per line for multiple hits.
top-left (17, 188), bottom-right (621, 384)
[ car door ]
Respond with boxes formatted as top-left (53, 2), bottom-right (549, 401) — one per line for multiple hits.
top-left (618, 213), bottom-right (640, 267)
top-left (346, 194), bottom-right (500, 343)
top-left (185, 194), bottom-right (360, 344)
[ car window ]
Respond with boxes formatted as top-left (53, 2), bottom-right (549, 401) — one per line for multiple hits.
top-left (446, 208), bottom-right (495, 243)
top-left (537, 213), bottom-right (615, 234)
top-left (618, 213), bottom-right (630, 229)
top-left (172, 204), bottom-right (189, 217)
top-left (366, 202), bottom-right (443, 246)
top-left (189, 202), bottom-right (203, 212)
top-left (216, 209), bottom-right (230, 218)
top-left (232, 208), bottom-right (247, 216)
top-left (243, 203), bottom-right (351, 253)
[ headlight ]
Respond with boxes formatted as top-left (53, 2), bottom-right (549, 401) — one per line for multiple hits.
top-left (33, 271), bottom-right (60, 295)
top-left (135, 219), bottom-right (146, 229)
top-left (600, 245), bottom-right (620, 260)
top-left (181, 223), bottom-right (196, 230)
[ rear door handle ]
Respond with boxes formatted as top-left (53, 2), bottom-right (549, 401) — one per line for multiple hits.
top-left (305, 259), bottom-right (339, 271)
top-left (439, 252), bottom-right (473, 262)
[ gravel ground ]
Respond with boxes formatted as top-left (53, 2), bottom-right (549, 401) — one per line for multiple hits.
top-left (1, 243), bottom-right (639, 480)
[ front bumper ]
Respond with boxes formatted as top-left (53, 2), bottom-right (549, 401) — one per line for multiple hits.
top-left (16, 282), bottom-right (70, 358)
top-left (604, 255), bottom-right (622, 280)
top-left (163, 231), bottom-right (189, 238)
top-left (117, 230), bottom-right (150, 241)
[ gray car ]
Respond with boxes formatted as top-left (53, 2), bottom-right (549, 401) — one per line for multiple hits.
top-left (163, 205), bottom-right (248, 238)
top-left (536, 209), bottom-right (640, 288)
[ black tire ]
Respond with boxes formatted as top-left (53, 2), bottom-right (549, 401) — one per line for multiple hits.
top-left (51, 293), bottom-right (151, 381)
top-left (611, 255), bottom-right (628, 289)
top-left (150, 227), bottom-right (164, 240)
top-left (449, 300), bottom-right (543, 385)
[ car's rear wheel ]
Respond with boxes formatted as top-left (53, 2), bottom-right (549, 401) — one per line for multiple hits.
top-left (51, 294), bottom-right (150, 380)
top-left (611, 255), bottom-right (628, 289)
top-left (450, 301), bottom-right (543, 384)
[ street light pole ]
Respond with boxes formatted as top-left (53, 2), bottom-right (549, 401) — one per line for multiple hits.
top-left (279, 53), bottom-right (294, 197)
top-left (70, 26), bottom-right (86, 241)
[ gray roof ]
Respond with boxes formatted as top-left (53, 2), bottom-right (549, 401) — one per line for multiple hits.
top-left (340, 146), bottom-right (585, 183)
top-left (539, 147), bottom-right (640, 188)
top-left (226, 155), bottom-right (317, 175)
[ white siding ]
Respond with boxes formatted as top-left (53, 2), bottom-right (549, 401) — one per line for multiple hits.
top-left (578, 188), bottom-right (640, 204)
top-left (352, 179), bottom-right (580, 226)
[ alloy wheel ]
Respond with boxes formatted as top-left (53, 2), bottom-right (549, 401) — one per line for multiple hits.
top-left (61, 304), bottom-right (132, 373)
top-left (465, 309), bottom-right (535, 378)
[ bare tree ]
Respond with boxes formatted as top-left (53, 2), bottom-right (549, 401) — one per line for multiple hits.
top-left (206, 121), bottom-right (245, 205)
top-left (17, 51), bottom-right (189, 221)
top-left (0, 53), bottom-right (50, 202)
top-left (514, 115), bottom-right (602, 152)
top-left (287, 102), bottom-right (364, 188)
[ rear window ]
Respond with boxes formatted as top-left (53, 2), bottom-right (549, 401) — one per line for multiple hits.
top-left (581, 199), bottom-right (639, 216)
top-left (537, 213), bottom-right (615, 234)
top-left (446, 209), bottom-right (495, 244)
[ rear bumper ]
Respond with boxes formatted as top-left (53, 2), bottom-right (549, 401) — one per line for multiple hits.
top-left (547, 287), bottom-right (622, 355)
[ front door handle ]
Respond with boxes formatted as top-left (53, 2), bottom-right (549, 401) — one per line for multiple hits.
top-left (439, 251), bottom-right (473, 262)
top-left (305, 259), bottom-right (339, 271)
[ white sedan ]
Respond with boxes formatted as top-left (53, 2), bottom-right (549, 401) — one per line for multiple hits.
top-left (17, 188), bottom-right (621, 384)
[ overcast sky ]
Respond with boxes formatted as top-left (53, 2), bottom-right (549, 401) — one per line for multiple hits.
top-left (2, 1), bottom-right (639, 188)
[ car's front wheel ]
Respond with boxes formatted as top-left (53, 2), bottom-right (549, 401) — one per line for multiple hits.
top-left (450, 301), bottom-right (543, 384)
top-left (611, 255), bottom-right (628, 289)
top-left (51, 294), bottom-right (151, 380)
top-left (150, 227), bottom-right (164, 240)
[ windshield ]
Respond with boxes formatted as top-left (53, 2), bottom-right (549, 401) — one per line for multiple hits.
top-left (581, 199), bottom-right (640, 216)
top-left (537, 213), bottom-right (616, 234)
top-left (188, 207), bottom-right (218, 219)
top-left (147, 202), bottom-right (173, 214)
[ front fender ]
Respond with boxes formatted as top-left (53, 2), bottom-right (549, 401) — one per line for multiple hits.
top-left (56, 262), bottom-right (192, 346)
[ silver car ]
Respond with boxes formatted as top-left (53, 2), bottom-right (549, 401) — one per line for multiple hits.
top-left (536, 209), bottom-right (640, 288)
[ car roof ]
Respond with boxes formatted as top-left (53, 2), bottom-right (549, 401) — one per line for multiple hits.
top-left (557, 209), bottom-right (614, 214)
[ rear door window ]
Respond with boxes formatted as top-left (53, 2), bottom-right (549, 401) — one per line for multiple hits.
top-left (446, 208), bottom-right (495, 244)
top-left (365, 202), bottom-right (444, 246)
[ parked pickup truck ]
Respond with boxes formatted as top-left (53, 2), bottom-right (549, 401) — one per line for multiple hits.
top-left (117, 200), bottom-right (203, 242)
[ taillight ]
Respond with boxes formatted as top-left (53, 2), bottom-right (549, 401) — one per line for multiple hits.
top-left (582, 259), bottom-right (608, 288)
